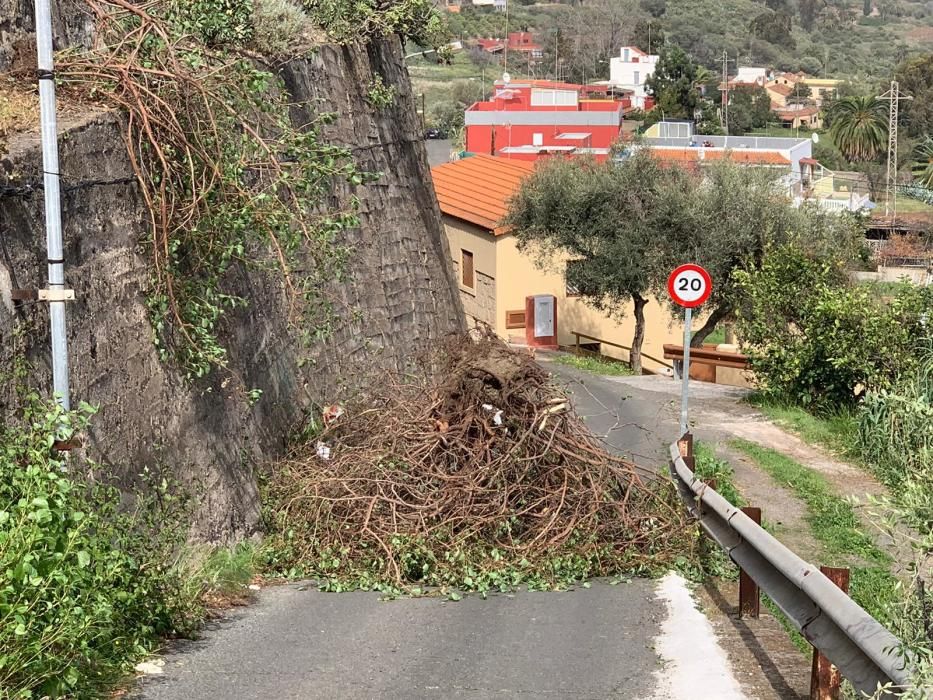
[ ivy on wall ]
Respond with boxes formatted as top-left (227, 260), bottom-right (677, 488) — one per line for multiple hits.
top-left (56, 0), bottom-right (442, 382)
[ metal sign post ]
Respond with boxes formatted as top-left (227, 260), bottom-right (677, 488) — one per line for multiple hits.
top-left (680, 307), bottom-right (693, 437)
top-left (34, 0), bottom-right (71, 410)
top-left (667, 264), bottom-right (712, 439)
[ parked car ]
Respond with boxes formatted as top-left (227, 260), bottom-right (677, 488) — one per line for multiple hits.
top-left (424, 128), bottom-right (446, 140)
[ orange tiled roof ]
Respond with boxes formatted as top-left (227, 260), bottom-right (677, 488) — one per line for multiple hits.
top-left (431, 154), bottom-right (536, 235)
top-left (767, 83), bottom-right (794, 96)
top-left (651, 149), bottom-right (791, 166)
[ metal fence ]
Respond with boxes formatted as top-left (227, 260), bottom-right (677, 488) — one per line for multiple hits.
top-left (669, 437), bottom-right (913, 697)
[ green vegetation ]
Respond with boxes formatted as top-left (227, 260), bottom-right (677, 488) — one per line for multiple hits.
top-left (730, 440), bottom-right (900, 627)
top-left (694, 442), bottom-right (744, 508)
top-left (827, 96), bottom-right (889, 162)
top-left (59, 0), bottom-right (445, 382)
top-left (748, 394), bottom-right (859, 459)
top-left (858, 344), bottom-right (933, 516)
top-left (0, 396), bottom-right (260, 698)
top-left (443, 0), bottom-right (933, 82)
top-left (738, 244), bottom-right (933, 689)
top-left (645, 45), bottom-right (720, 134)
top-left (366, 74), bottom-right (397, 109)
top-left (704, 326), bottom-right (727, 345)
top-left (552, 352), bottom-right (634, 377)
top-left (508, 154), bottom-right (864, 373)
top-left (736, 244), bottom-right (933, 410)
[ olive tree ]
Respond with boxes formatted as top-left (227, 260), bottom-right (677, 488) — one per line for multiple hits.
top-left (505, 151), bottom-right (694, 373)
top-left (507, 152), bottom-right (866, 369)
top-left (659, 160), bottom-right (866, 346)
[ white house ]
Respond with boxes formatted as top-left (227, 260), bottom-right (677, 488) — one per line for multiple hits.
top-left (609, 45), bottom-right (659, 109)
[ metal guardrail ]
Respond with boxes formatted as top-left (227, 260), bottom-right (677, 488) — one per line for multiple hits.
top-left (668, 439), bottom-right (913, 696)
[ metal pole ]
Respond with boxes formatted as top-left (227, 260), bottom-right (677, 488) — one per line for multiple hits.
top-left (35, 0), bottom-right (71, 410)
top-left (679, 307), bottom-right (693, 436)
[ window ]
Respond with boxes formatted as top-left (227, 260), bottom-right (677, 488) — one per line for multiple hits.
top-left (623, 48), bottom-right (630, 61)
top-left (530, 89), bottom-right (578, 107)
top-left (532, 133), bottom-right (543, 146)
top-left (633, 71), bottom-right (640, 86)
top-left (461, 249), bottom-right (474, 289)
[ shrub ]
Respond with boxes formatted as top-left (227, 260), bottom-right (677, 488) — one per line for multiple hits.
top-left (251, 0), bottom-right (312, 55)
top-left (735, 245), bottom-right (933, 410)
top-left (858, 349), bottom-right (933, 695)
top-left (366, 74), bottom-right (397, 110)
top-left (0, 398), bottom-right (198, 698)
top-left (167, 0), bottom-right (255, 47)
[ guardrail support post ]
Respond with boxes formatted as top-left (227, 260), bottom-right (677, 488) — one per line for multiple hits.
top-left (738, 506), bottom-right (762, 618)
top-left (574, 332), bottom-right (581, 355)
top-left (677, 433), bottom-right (695, 472)
top-left (810, 566), bottom-right (849, 700)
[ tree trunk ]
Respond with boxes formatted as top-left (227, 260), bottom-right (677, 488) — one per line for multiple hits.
top-left (691, 305), bottom-right (730, 348)
top-left (630, 293), bottom-right (648, 375)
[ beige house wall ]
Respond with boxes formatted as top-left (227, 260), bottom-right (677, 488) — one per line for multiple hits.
top-left (495, 234), bottom-right (687, 373)
top-left (444, 217), bottom-right (498, 327)
top-left (441, 215), bottom-right (737, 379)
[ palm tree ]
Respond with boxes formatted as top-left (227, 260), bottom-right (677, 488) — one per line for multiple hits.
top-left (912, 137), bottom-right (933, 188)
top-left (827, 96), bottom-right (888, 162)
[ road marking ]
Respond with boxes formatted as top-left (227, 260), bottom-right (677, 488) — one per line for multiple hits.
top-left (650, 572), bottom-right (745, 700)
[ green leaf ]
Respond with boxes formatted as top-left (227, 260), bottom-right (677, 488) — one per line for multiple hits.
top-left (582, 582), bottom-right (592, 589)
top-left (448, 591), bottom-right (462, 601)
top-left (77, 551), bottom-right (91, 568)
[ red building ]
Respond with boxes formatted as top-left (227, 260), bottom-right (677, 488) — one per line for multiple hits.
top-left (464, 80), bottom-right (630, 162)
top-left (506, 32), bottom-right (542, 58)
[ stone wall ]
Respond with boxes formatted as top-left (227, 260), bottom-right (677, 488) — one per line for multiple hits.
top-left (0, 0), bottom-right (93, 73)
top-left (0, 38), bottom-right (464, 540)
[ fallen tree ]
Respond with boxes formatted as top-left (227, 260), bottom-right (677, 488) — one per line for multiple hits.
top-left (262, 332), bottom-right (693, 594)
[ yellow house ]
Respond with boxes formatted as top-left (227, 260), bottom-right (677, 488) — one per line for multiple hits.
top-left (430, 154), bottom-right (690, 373)
top-left (802, 77), bottom-right (845, 106)
top-left (769, 74), bottom-right (843, 107)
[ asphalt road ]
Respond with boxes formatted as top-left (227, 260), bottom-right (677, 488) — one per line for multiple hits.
top-left (131, 358), bottom-right (750, 700)
top-left (131, 581), bottom-right (667, 699)
top-left (543, 358), bottom-right (749, 471)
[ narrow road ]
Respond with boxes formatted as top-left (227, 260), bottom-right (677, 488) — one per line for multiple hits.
top-left (134, 581), bottom-right (672, 699)
top-left (543, 357), bottom-right (749, 470)
top-left (131, 357), bottom-right (751, 700)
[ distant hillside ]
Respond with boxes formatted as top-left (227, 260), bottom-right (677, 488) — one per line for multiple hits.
top-left (446, 0), bottom-right (933, 82)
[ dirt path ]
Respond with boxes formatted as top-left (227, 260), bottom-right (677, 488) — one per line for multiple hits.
top-left (715, 443), bottom-right (825, 566)
top-left (707, 411), bottom-right (915, 576)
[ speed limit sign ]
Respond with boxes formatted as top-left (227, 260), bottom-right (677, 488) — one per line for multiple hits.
top-left (668, 263), bottom-right (713, 437)
top-left (668, 264), bottom-right (712, 308)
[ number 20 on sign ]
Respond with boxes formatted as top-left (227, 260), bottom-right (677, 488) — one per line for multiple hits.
top-left (667, 264), bottom-right (712, 437)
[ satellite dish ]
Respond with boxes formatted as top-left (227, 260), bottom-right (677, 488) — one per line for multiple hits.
top-left (811, 132), bottom-right (820, 144)
top-left (502, 72), bottom-right (511, 84)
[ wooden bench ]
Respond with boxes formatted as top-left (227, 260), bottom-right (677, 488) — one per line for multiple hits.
top-left (663, 344), bottom-right (750, 382)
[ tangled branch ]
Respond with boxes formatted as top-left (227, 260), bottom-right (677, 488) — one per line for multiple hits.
top-left (263, 332), bottom-right (691, 592)
top-left (58, 0), bottom-right (367, 379)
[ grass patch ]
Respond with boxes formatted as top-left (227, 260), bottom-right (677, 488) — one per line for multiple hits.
top-left (730, 439), bottom-right (884, 564)
top-left (747, 394), bottom-right (859, 460)
top-left (730, 439), bottom-right (899, 629)
top-left (694, 442), bottom-right (744, 508)
top-left (704, 326), bottom-right (727, 345)
top-left (551, 352), bottom-right (633, 377)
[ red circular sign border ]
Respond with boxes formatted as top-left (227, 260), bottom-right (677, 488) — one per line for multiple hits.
top-left (667, 264), bottom-right (713, 308)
